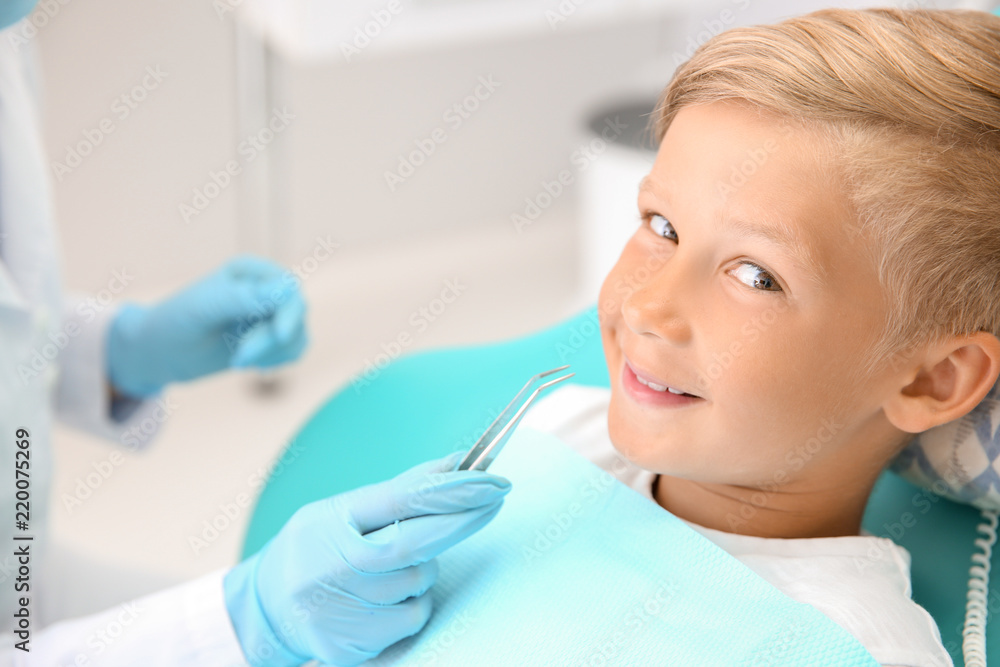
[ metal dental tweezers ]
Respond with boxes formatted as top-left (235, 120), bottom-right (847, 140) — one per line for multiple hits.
top-left (454, 364), bottom-right (575, 472)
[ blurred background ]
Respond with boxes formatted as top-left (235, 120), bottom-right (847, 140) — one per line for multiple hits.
top-left (37, 0), bottom-right (996, 599)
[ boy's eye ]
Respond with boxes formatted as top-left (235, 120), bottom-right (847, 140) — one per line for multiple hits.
top-left (641, 212), bottom-right (783, 293)
top-left (646, 213), bottom-right (678, 242)
top-left (731, 262), bottom-right (782, 292)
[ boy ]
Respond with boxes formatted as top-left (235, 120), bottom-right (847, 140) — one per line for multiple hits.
top-left (523, 7), bottom-right (1000, 666)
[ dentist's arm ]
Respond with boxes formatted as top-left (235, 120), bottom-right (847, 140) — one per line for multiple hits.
top-left (2, 452), bottom-right (509, 666)
top-left (106, 255), bottom-right (308, 399)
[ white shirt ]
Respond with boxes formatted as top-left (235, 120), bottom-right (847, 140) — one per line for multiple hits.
top-left (520, 384), bottom-right (955, 667)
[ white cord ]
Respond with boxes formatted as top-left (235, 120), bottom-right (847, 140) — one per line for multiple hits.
top-left (963, 508), bottom-right (999, 667)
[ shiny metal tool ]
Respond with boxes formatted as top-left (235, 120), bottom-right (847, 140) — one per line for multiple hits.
top-left (454, 364), bottom-right (575, 472)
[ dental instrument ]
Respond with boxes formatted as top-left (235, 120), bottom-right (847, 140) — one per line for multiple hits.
top-left (454, 364), bottom-right (575, 472)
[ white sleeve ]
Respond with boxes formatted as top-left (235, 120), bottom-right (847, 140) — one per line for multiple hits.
top-left (53, 296), bottom-right (169, 448)
top-left (1, 569), bottom-right (249, 666)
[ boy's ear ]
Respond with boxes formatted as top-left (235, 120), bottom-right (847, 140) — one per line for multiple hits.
top-left (883, 331), bottom-right (1000, 434)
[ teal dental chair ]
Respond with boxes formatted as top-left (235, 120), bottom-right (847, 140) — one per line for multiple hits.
top-left (241, 306), bottom-right (996, 666)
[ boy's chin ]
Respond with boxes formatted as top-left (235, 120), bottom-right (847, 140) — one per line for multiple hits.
top-left (607, 425), bottom-right (696, 476)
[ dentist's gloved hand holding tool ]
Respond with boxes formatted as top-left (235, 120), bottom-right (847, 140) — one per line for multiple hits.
top-left (107, 255), bottom-right (309, 397)
top-left (220, 367), bottom-right (570, 665)
top-left (224, 452), bottom-right (511, 666)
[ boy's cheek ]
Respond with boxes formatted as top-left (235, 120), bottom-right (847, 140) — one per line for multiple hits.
top-left (598, 238), bottom-right (647, 319)
top-left (598, 263), bottom-right (625, 324)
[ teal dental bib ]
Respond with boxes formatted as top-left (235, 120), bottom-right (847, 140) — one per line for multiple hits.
top-left (365, 427), bottom-right (879, 666)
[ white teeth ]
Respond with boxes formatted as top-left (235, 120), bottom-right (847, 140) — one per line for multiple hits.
top-left (636, 374), bottom-right (683, 394)
top-left (635, 375), bottom-right (656, 390)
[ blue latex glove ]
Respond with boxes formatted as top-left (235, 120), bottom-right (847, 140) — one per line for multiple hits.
top-left (223, 451), bottom-right (511, 667)
top-left (0, 0), bottom-right (38, 30)
top-left (107, 255), bottom-right (307, 397)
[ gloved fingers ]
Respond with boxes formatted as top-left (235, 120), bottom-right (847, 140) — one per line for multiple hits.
top-left (379, 591), bottom-right (435, 644)
top-left (157, 255), bottom-right (289, 321)
top-left (335, 557), bottom-right (439, 605)
top-left (337, 499), bottom-right (504, 572)
top-left (190, 258), bottom-right (299, 329)
top-left (190, 275), bottom-right (287, 327)
top-left (390, 450), bottom-right (513, 487)
top-left (232, 321), bottom-right (308, 369)
top-left (219, 277), bottom-right (302, 362)
top-left (231, 279), bottom-right (301, 342)
top-left (228, 305), bottom-right (308, 368)
top-left (309, 591), bottom-right (434, 666)
top-left (339, 453), bottom-right (511, 536)
top-left (222, 254), bottom-right (289, 282)
top-left (366, 591), bottom-right (435, 647)
top-left (243, 279), bottom-right (298, 326)
top-left (269, 289), bottom-right (307, 345)
top-left (228, 320), bottom-right (274, 368)
top-left (373, 499), bottom-right (504, 567)
top-left (223, 256), bottom-right (303, 327)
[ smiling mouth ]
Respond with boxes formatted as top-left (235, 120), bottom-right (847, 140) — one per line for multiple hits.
top-left (622, 358), bottom-right (704, 407)
top-left (634, 373), bottom-right (699, 397)
top-left (624, 358), bottom-right (701, 397)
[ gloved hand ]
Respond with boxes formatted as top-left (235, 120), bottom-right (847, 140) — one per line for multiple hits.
top-left (106, 255), bottom-right (307, 397)
top-left (223, 451), bottom-right (511, 667)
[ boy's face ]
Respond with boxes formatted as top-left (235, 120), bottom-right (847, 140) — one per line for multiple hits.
top-left (599, 100), bottom-right (895, 488)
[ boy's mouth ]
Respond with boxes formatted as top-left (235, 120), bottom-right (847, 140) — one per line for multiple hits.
top-left (622, 358), bottom-right (703, 406)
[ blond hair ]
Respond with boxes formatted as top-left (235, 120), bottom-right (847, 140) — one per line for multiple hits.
top-left (653, 8), bottom-right (1000, 382)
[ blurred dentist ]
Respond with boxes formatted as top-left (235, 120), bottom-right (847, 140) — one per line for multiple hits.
top-left (0, 2), bottom-right (509, 666)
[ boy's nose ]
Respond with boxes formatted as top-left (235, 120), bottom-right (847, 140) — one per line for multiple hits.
top-left (620, 257), bottom-right (693, 345)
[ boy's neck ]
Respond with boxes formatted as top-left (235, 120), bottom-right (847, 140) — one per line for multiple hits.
top-left (652, 472), bottom-right (877, 539)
